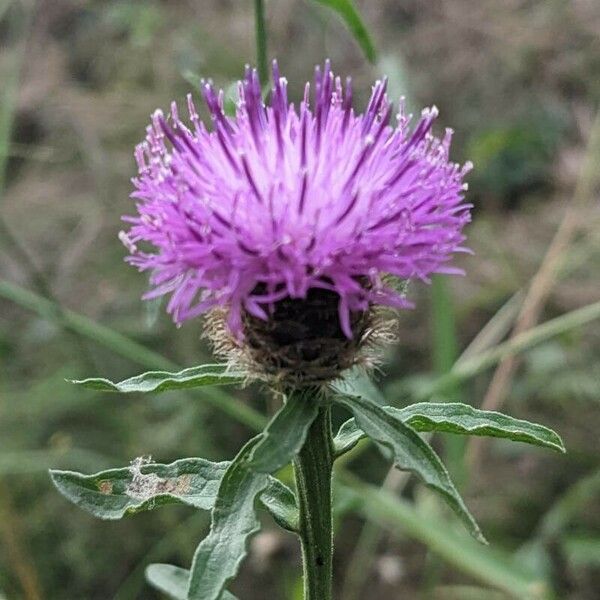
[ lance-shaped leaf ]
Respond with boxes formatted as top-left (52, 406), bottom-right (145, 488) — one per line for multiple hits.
top-left (312, 0), bottom-right (376, 63)
top-left (248, 388), bottom-right (320, 473)
top-left (333, 393), bottom-right (486, 543)
top-left (332, 368), bottom-right (386, 405)
top-left (70, 363), bottom-right (244, 393)
top-left (257, 472), bottom-right (300, 533)
top-left (146, 564), bottom-right (238, 600)
top-left (50, 457), bottom-right (298, 532)
top-left (333, 402), bottom-right (565, 457)
top-left (187, 391), bottom-right (319, 600)
top-left (400, 402), bottom-right (565, 451)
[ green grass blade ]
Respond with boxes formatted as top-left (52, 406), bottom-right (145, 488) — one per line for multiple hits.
top-left (430, 275), bottom-right (466, 486)
top-left (311, 0), bottom-right (376, 62)
top-left (254, 0), bottom-right (269, 84)
top-left (459, 292), bottom-right (523, 361)
top-left (0, 279), bottom-right (266, 430)
top-left (0, 279), bottom-right (175, 370)
top-left (340, 474), bottom-right (551, 599)
top-left (0, 449), bottom-right (115, 475)
top-left (423, 300), bottom-right (600, 399)
top-left (561, 535), bottom-right (600, 569)
top-left (535, 467), bottom-right (600, 541)
top-left (431, 585), bottom-right (509, 600)
top-left (0, 3), bottom-right (26, 196)
top-left (431, 276), bottom-right (459, 374)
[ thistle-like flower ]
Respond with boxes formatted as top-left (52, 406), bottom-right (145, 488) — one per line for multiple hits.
top-left (123, 61), bottom-right (472, 385)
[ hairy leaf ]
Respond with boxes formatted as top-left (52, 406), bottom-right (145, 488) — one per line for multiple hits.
top-left (186, 438), bottom-right (268, 600)
top-left (70, 363), bottom-right (244, 393)
top-left (333, 393), bottom-right (486, 543)
top-left (187, 390), bottom-right (319, 599)
top-left (248, 389), bottom-right (319, 473)
top-left (311, 0), bottom-right (376, 62)
top-left (50, 457), bottom-right (298, 531)
top-left (400, 402), bottom-right (564, 451)
top-left (332, 368), bottom-right (386, 405)
top-left (334, 402), bottom-right (565, 456)
top-left (259, 473), bottom-right (300, 533)
top-left (146, 564), bottom-right (238, 600)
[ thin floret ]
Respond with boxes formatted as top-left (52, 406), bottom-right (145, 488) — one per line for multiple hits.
top-left (123, 60), bottom-right (472, 337)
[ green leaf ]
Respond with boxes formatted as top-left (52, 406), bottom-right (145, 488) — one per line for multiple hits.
top-left (145, 564), bottom-right (238, 600)
top-left (399, 403), bottom-right (564, 451)
top-left (259, 473), bottom-right (300, 533)
top-left (334, 402), bottom-right (565, 456)
top-left (50, 457), bottom-right (298, 531)
top-left (70, 363), bottom-right (244, 393)
top-left (186, 438), bottom-right (269, 600)
top-left (50, 458), bottom-right (227, 518)
top-left (0, 280), bottom-right (266, 430)
top-left (332, 368), bottom-right (386, 405)
top-left (145, 564), bottom-right (189, 600)
top-left (311, 0), bottom-right (376, 63)
top-left (187, 390), bottom-right (319, 600)
top-left (248, 388), bottom-right (319, 473)
top-left (333, 393), bottom-right (486, 543)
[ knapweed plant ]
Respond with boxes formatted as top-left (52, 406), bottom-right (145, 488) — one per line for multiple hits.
top-left (50, 62), bottom-right (564, 600)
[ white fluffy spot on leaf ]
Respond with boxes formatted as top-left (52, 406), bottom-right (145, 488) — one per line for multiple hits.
top-left (126, 456), bottom-right (192, 501)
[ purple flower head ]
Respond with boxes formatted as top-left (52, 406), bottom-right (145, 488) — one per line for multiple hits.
top-left (123, 61), bottom-right (472, 339)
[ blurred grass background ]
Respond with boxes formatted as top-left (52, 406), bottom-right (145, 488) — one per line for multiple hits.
top-left (1, 0), bottom-right (599, 598)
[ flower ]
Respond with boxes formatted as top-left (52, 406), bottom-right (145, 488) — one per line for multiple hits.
top-left (123, 61), bottom-right (472, 345)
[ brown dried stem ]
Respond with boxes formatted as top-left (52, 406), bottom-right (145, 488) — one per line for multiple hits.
top-left (467, 109), bottom-right (600, 468)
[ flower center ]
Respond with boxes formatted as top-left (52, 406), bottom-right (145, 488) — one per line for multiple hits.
top-left (242, 287), bottom-right (368, 385)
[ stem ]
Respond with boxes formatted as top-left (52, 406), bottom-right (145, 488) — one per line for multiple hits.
top-left (253, 0), bottom-right (268, 84)
top-left (294, 403), bottom-right (334, 600)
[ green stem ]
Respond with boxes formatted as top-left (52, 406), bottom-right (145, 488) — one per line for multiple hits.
top-left (294, 403), bottom-right (334, 600)
top-left (253, 0), bottom-right (268, 84)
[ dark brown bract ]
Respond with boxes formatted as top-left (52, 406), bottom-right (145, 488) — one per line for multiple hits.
top-left (205, 288), bottom-right (397, 389)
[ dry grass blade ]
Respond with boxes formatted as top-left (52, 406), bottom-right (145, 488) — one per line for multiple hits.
top-left (0, 487), bottom-right (42, 600)
top-left (468, 109), bottom-right (600, 468)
